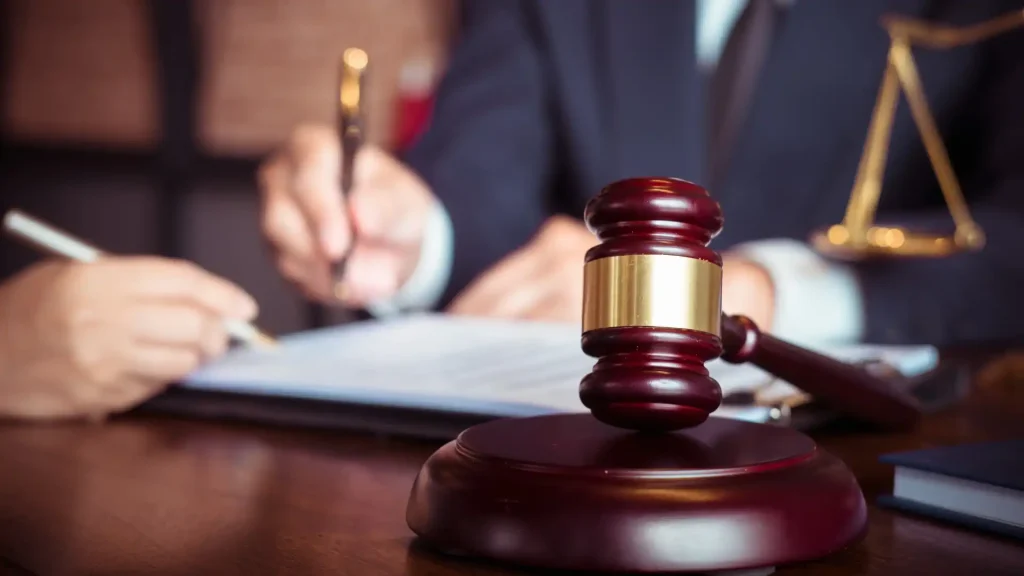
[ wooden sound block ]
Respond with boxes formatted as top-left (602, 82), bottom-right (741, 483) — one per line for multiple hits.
top-left (406, 413), bottom-right (867, 574)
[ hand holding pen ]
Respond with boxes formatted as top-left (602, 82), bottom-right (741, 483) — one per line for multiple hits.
top-left (2, 210), bottom-right (274, 347)
top-left (258, 48), bottom-right (439, 310)
top-left (0, 210), bottom-right (273, 420)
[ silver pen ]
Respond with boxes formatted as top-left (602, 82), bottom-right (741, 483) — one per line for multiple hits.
top-left (2, 209), bottom-right (275, 348)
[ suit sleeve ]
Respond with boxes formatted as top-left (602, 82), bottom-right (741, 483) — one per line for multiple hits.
top-left (854, 27), bottom-right (1024, 348)
top-left (400, 0), bottom-right (553, 307)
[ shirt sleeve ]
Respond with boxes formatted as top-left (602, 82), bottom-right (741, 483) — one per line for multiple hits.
top-left (364, 200), bottom-right (454, 318)
top-left (729, 238), bottom-right (865, 346)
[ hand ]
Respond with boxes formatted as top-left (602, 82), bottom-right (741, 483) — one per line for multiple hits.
top-left (258, 124), bottom-right (437, 307)
top-left (447, 216), bottom-right (597, 323)
top-left (0, 257), bottom-right (257, 420)
top-left (721, 254), bottom-right (775, 331)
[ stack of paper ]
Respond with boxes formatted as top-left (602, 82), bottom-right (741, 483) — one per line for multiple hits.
top-left (182, 314), bottom-right (938, 425)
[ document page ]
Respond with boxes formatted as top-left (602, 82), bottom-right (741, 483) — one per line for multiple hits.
top-left (183, 314), bottom-right (938, 421)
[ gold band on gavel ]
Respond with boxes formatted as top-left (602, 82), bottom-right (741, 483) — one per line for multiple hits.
top-left (581, 254), bottom-right (723, 336)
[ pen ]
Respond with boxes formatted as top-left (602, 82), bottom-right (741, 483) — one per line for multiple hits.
top-left (331, 47), bottom-right (369, 297)
top-left (1, 209), bottom-right (276, 348)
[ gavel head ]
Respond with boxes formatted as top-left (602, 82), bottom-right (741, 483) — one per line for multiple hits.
top-left (580, 177), bottom-right (726, 432)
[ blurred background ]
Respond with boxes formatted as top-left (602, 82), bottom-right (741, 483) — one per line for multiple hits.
top-left (0, 0), bottom-right (455, 334)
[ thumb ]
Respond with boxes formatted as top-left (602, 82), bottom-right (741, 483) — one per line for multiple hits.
top-left (288, 126), bottom-right (350, 259)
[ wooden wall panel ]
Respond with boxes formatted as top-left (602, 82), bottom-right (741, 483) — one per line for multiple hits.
top-left (2, 0), bottom-right (158, 147)
top-left (2, 0), bottom-right (455, 155)
top-left (197, 0), bottom-right (455, 156)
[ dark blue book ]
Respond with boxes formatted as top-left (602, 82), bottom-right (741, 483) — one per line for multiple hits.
top-left (878, 439), bottom-right (1024, 541)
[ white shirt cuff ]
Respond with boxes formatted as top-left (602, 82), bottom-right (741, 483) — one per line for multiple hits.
top-left (730, 238), bottom-right (865, 346)
top-left (365, 200), bottom-right (454, 318)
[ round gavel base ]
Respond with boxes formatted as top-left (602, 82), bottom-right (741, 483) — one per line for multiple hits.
top-left (406, 414), bottom-right (867, 574)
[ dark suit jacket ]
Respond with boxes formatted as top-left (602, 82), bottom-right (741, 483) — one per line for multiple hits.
top-left (403, 0), bottom-right (1024, 348)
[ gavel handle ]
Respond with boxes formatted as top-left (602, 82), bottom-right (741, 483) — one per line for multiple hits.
top-left (720, 314), bottom-right (922, 432)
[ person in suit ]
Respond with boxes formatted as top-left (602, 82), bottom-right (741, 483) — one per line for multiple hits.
top-left (0, 257), bottom-right (257, 420)
top-left (259, 0), bottom-right (1024, 348)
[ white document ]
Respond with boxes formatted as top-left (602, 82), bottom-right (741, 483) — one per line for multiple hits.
top-left (183, 314), bottom-right (938, 424)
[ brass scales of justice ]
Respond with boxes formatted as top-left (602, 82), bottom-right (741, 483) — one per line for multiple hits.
top-left (811, 8), bottom-right (1024, 259)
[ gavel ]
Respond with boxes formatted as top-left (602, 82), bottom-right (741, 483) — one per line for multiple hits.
top-left (577, 177), bottom-right (922, 432)
top-left (407, 176), bottom-right (892, 573)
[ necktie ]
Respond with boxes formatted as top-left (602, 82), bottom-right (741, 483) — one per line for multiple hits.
top-left (708, 0), bottom-right (780, 191)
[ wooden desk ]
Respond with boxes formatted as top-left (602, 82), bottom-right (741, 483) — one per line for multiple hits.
top-left (1, 376), bottom-right (1023, 575)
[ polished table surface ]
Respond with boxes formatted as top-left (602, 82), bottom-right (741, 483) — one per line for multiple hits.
top-left (1, 360), bottom-right (1023, 575)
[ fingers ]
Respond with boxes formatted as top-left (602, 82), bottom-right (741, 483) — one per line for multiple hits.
top-left (119, 300), bottom-right (228, 384)
top-left (127, 302), bottom-right (229, 359)
top-left (330, 149), bottom-right (434, 304)
top-left (334, 243), bottom-right (402, 305)
top-left (347, 147), bottom-right (431, 245)
top-left (261, 176), bottom-right (335, 301)
top-left (257, 125), bottom-right (348, 301)
top-left (125, 344), bottom-right (204, 382)
top-left (261, 159), bottom-right (321, 266)
top-left (447, 249), bottom-right (545, 317)
top-left (521, 293), bottom-right (572, 322)
top-left (259, 148), bottom-right (337, 302)
top-left (276, 252), bottom-right (334, 303)
top-left (285, 125), bottom-right (348, 258)
top-left (115, 258), bottom-right (257, 320)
